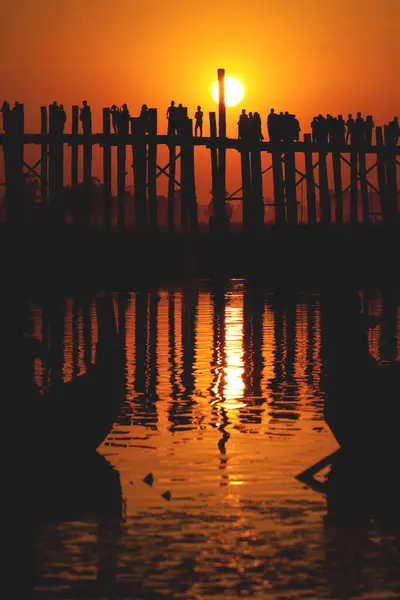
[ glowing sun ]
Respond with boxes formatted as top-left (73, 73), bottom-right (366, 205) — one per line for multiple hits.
top-left (212, 77), bottom-right (245, 107)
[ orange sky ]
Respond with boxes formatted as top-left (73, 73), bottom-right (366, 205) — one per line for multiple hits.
top-left (1, 0), bottom-right (399, 204)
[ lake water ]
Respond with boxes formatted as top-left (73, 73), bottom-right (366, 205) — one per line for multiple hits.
top-left (22, 282), bottom-right (400, 599)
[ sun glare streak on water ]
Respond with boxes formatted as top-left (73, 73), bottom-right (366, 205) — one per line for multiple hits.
top-left (24, 285), bottom-right (400, 600)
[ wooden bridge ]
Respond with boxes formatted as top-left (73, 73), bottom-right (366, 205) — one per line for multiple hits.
top-left (1, 68), bottom-right (400, 234)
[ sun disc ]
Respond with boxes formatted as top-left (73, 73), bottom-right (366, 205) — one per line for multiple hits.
top-left (212, 77), bottom-right (245, 108)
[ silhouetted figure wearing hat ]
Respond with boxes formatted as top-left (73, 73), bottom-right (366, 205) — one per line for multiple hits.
top-left (80, 100), bottom-right (92, 134)
top-left (110, 105), bottom-right (120, 134)
top-left (195, 105), bottom-right (203, 137)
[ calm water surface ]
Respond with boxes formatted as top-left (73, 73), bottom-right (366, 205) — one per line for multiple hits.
top-left (28, 282), bottom-right (400, 599)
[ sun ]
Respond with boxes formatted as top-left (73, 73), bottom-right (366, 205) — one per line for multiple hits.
top-left (212, 77), bottom-right (245, 108)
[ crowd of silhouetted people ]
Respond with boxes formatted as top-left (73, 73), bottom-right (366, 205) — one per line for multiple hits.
top-left (1, 99), bottom-right (400, 146)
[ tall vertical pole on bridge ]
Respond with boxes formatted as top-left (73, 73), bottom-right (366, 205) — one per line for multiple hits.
top-left (102, 108), bottom-right (112, 231)
top-left (216, 68), bottom-right (228, 234)
top-left (40, 106), bottom-right (48, 204)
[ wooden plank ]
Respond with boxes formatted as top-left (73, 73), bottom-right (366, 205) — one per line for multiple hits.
top-left (331, 148), bottom-right (343, 225)
top-left (350, 150), bottom-right (358, 225)
top-left (148, 108), bottom-right (158, 233)
top-left (284, 151), bottom-right (297, 225)
top-left (318, 151), bottom-right (330, 224)
top-left (303, 134), bottom-right (316, 225)
top-left (102, 108), bottom-right (112, 231)
top-left (40, 106), bottom-right (48, 203)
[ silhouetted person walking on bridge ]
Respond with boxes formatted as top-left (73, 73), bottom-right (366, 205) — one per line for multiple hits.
top-left (346, 113), bottom-right (354, 144)
top-left (58, 104), bottom-right (66, 134)
top-left (140, 104), bottom-right (149, 133)
top-left (365, 115), bottom-right (374, 146)
top-left (254, 112), bottom-right (263, 140)
top-left (389, 116), bottom-right (399, 144)
top-left (119, 104), bottom-right (130, 135)
top-left (195, 106), bottom-right (203, 137)
top-left (80, 100), bottom-right (92, 134)
top-left (268, 109), bottom-right (277, 142)
top-left (238, 109), bottom-right (248, 139)
top-left (110, 105), bottom-right (120, 134)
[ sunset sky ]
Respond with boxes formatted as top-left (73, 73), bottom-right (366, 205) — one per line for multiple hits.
top-left (1, 0), bottom-right (399, 204)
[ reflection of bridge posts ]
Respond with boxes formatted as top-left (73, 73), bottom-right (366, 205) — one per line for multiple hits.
top-left (49, 297), bottom-right (65, 387)
top-left (210, 282), bottom-right (226, 401)
top-left (82, 297), bottom-right (92, 371)
top-left (134, 292), bottom-right (148, 394)
top-left (72, 299), bottom-right (79, 377)
top-left (168, 292), bottom-right (179, 400)
top-left (305, 298), bottom-right (317, 386)
top-left (380, 292), bottom-right (397, 362)
top-left (181, 288), bottom-right (197, 396)
top-left (285, 299), bottom-right (297, 384)
top-left (243, 284), bottom-right (265, 424)
top-left (148, 292), bottom-right (158, 400)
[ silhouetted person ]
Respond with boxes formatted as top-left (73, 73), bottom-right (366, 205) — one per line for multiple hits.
top-left (311, 116), bottom-right (318, 143)
top-left (353, 112), bottom-right (365, 146)
top-left (175, 103), bottom-right (186, 134)
top-left (365, 115), bottom-right (374, 146)
top-left (293, 115), bottom-right (301, 141)
top-left (238, 109), bottom-right (248, 139)
top-left (195, 105), bottom-right (203, 137)
top-left (267, 108), bottom-right (277, 142)
top-left (336, 114), bottom-right (346, 145)
top-left (110, 105), bottom-right (120, 134)
top-left (1, 101), bottom-right (11, 133)
top-left (59, 104), bottom-right (66, 134)
top-left (346, 113), bottom-right (354, 144)
top-left (167, 100), bottom-right (176, 135)
top-left (140, 104), bottom-right (149, 133)
top-left (254, 112), bottom-right (263, 140)
top-left (80, 100), bottom-right (92, 134)
top-left (119, 103), bottom-right (130, 135)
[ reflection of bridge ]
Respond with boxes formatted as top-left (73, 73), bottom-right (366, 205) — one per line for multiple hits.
top-left (2, 68), bottom-right (400, 232)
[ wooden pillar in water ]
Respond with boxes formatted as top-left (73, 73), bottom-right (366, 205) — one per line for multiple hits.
top-left (216, 67), bottom-right (228, 233)
top-left (181, 118), bottom-right (197, 233)
top-left (350, 150), bottom-right (358, 225)
top-left (83, 111), bottom-right (92, 228)
top-left (132, 117), bottom-right (148, 233)
top-left (40, 106), bottom-right (48, 203)
top-left (303, 134), bottom-right (316, 225)
top-left (358, 149), bottom-right (369, 224)
top-left (209, 112), bottom-right (219, 230)
top-left (318, 151), bottom-right (330, 224)
top-left (284, 149), bottom-right (297, 225)
top-left (102, 108), bottom-right (112, 231)
top-left (148, 108), bottom-right (158, 233)
top-left (376, 127), bottom-right (389, 224)
top-left (167, 140), bottom-right (176, 235)
top-left (250, 143), bottom-right (264, 233)
top-left (271, 146), bottom-right (286, 225)
top-left (241, 141), bottom-right (252, 232)
top-left (71, 106), bottom-right (79, 188)
top-left (134, 292), bottom-right (148, 394)
top-left (384, 125), bottom-right (398, 220)
top-left (48, 104), bottom-right (55, 202)
top-left (5, 103), bottom-right (24, 224)
top-left (117, 139), bottom-right (126, 233)
top-left (331, 146), bottom-right (343, 225)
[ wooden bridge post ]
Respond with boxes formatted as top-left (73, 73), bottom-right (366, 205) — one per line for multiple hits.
top-left (250, 142), bottom-right (264, 233)
top-left (102, 108), bottom-right (112, 231)
top-left (132, 117), bottom-right (148, 233)
top-left (331, 146), bottom-right (343, 225)
top-left (83, 110), bottom-right (92, 228)
top-left (148, 108), bottom-right (158, 233)
top-left (209, 112), bottom-right (219, 230)
top-left (350, 149), bottom-right (358, 225)
top-left (376, 127), bottom-right (389, 224)
top-left (117, 136), bottom-right (126, 233)
top-left (71, 106), bottom-right (79, 188)
top-left (181, 118), bottom-right (197, 233)
top-left (358, 149), bottom-right (370, 224)
top-left (271, 146), bottom-right (286, 225)
top-left (216, 68), bottom-right (228, 234)
top-left (284, 147), bottom-right (297, 225)
top-left (40, 106), bottom-right (48, 204)
top-left (48, 103), bottom-right (55, 202)
top-left (241, 141), bottom-right (252, 233)
top-left (5, 103), bottom-right (25, 224)
top-left (318, 150), bottom-right (330, 224)
top-left (167, 140), bottom-right (176, 235)
top-left (384, 125), bottom-right (398, 221)
top-left (303, 134), bottom-right (316, 225)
